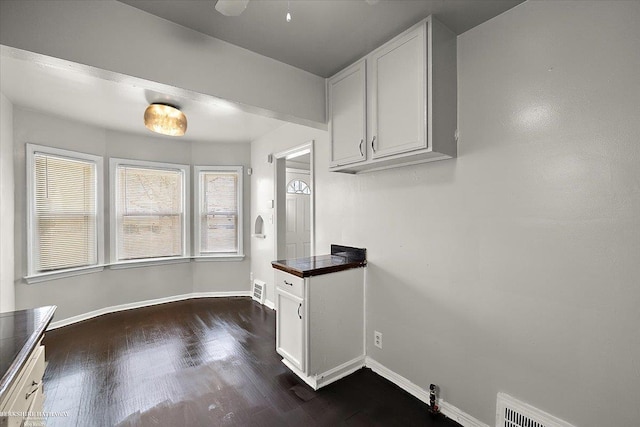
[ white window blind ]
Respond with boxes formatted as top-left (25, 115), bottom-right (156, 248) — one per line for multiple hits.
top-left (195, 167), bottom-right (243, 256)
top-left (27, 145), bottom-right (103, 277)
top-left (114, 162), bottom-right (187, 261)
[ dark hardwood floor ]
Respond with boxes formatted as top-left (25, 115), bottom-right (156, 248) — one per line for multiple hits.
top-left (42, 298), bottom-right (460, 426)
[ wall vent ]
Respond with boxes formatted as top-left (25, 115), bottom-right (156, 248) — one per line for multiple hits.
top-left (496, 393), bottom-right (576, 427)
top-left (252, 280), bottom-right (266, 304)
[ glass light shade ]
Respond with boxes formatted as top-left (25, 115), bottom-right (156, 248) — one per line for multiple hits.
top-left (144, 104), bottom-right (187, 136)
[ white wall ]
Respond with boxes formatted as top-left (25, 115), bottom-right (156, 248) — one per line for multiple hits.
top-left (13, 108), bottom-right (252, 321)
top-left (0, 93), bottom-right (15, 312)
top-left (0, 0), bottom-right (325, 128)
top-left (250, 2), bottom-right (640, 426)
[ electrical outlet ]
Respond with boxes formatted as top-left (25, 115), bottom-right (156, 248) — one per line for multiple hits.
top-left (250, 272), bottom-right (254, 283)
top-left (374, 331), bottom-right (382, 349)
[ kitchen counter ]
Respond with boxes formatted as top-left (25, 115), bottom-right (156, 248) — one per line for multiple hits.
top-left (0, 305), bottom-right (56, 400)
top-left (272, 244), bottom-right (366, 278)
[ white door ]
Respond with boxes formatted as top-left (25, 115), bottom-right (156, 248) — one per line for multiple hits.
top-left (276, 289), bottom-right (305, 371)
top-left (285, 171), bottom-right (311, 259)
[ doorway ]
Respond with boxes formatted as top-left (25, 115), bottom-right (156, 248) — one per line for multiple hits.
top-left (273, 141), bottom-right (314, 260)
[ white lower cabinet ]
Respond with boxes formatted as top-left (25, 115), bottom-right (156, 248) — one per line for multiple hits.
top-left (0, 343), bottom-right (46, 427)
top-left (276, 289), bottom-right (305, 372)
top-left (274, 267), bottom-right (364, 390)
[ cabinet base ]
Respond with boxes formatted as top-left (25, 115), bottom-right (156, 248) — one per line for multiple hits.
top-left (282, 356), bottom-right (365, 390)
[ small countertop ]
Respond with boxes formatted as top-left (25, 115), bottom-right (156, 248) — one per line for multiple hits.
top-left (272, 245), bottom-right (366, 278)
top-left (0, 305), bottom-right (56, 400)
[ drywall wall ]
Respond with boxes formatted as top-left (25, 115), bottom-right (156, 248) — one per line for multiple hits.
top-left (13, 108), bottom-right (251, 321)
top-left (250, 123), bottom-right (333, 304)
top-left (250, 1), bottom-right (640, 426)
top-left (0, 93), bottom-right (15, 312)
top-left (0, 0), bottom-right (325, 128)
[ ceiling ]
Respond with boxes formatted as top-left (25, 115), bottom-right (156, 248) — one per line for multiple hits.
top-left (0, 52), bottom-right (285, 143)
top-left (1, 1), bottom-right (524, 142)
top-left (118, 0), bottom-right (525, 77)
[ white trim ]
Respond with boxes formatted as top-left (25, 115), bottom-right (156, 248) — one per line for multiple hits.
top-left (109, 157), bottom-right (190, 263)
top-left (285, 167), bottom-right (310, 175)
top-left (282, 356), bottom-right (365, 390)
top-left (273, 141), bottom-right (315, 260)
top-left (47, 291), bottom-right (252, 330)
top-left (25, 265), bottom-right (105, 284)
top-left (365, 357), bottom-right (489, 427)
top-left (108, 257), bottom-right (191, 269)
top-left (193, 165), bottom-right (244, 257)
top-left (192, 255), bottom-right (245, 262)
top-left (439, 400), bottom-right (489, 427)
top-left (26, 144), bottom-right (104, 278)
top-left (264, 299), bottom-right (275, 310)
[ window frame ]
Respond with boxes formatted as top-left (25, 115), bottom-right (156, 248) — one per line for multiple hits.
top-left (193, 165), bottom-right (244, 260)
top-left (25, 144), bottom-right (105, 283)
top-left (109, 158), bottom-right (190, 267)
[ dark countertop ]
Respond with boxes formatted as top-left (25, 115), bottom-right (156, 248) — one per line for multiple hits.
top-left (272, 245), bottom-right (366, 278)
top-left (0, 305), bottom-right (56, 400)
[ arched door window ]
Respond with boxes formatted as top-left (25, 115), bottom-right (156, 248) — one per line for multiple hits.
top-left (287, 179), bottom-right (311, 195)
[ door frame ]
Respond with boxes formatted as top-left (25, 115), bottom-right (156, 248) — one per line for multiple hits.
top-left (273, 140), bottom-right (315, 261)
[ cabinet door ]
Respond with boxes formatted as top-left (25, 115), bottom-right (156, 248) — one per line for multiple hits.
top-left (328, 59), bottom-right (367, 168)
top-left (276, 289), bottom-right (305, 372)
top-left (371, 24), bottom-right (427, 159)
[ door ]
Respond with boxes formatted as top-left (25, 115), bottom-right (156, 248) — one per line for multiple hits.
top-left (285, 170), bottom-right (311, 259)
top-left (328, 59), bottom-right (367, 167)
top-left (370, 24), bottom-right (427, 159)
top-left (276, 288), bottom-right (305, 372)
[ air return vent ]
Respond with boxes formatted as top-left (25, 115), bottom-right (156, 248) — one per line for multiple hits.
top-left (496, 393), bottom-right (576, 427)
top-left (252, 280), bottom-right (265, 304)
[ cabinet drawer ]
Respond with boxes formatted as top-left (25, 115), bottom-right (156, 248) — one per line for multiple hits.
top-left (274, 270), bottom-right (304, 298)
top-left (0, 345), bottom-right (45, 415)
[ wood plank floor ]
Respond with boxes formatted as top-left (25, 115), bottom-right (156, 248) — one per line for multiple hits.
top-left (42, 298), bottom-right (460, 426)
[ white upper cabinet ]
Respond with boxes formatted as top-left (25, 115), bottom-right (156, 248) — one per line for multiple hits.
top-left (328, 16), bottom-right (457, 174)
top-left (327, 60), bottom-right (367, 167)
top-left (371, 25), bottom-right (426, 158)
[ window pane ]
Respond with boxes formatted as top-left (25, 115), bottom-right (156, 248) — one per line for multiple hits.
top-left (34, 154), bottom-right (97, 272)
top-left (200, 172), bottom-right (238, 253)
top-left (117, 166), bottom-right (183, 260)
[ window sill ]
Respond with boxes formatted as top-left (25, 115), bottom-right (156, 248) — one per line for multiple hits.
top-left (25, 265), bottom-right (105, 284)
top-left (192, 254), bottom-right (245, 262)
top-left (109, 257), bottom-right (191, 270)
top-left (25, 255), bottom-right (245, 283)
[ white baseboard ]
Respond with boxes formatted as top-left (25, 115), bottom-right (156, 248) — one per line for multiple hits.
top-left (365, 357), bottom-right (489, 427)
top-left (282, 356), bottom-right (365, 390)
top-left (48, 291), bottom-right (251, 330)
top-left (264, 299), bottom-right (275, 310)
top-left (439, 400), bottom-right (489, 427)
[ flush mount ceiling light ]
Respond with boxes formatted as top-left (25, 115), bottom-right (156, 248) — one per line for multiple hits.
top-left (215, 0), bottom-right (249, 16)
top-left (144, 104), bottom-right (187, 137)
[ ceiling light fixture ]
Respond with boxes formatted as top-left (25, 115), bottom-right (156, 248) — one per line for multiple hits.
top-left (144, 104), bottom-right (187, 137)
top-left (286, 1), bottom-right (292, 22)
top-left (215, 0), bottom-right (249, 17)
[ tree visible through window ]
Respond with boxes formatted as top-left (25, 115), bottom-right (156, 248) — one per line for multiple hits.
top-left (195, 166), bottom-right (243, 256)
top-left (287, 179), bottom-right (311, 195)
top-left (112, 160), bottom-right (188, 261)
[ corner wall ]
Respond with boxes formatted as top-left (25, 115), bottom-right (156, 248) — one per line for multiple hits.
top-left (13, 108), bottom-right (252, 321)
top-left (0, 93), bottom-right (15, 312)
top-left (250, 2), bottom-right (640, 426)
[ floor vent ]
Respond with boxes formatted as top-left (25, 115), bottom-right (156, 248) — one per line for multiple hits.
top-left (496, 393), bottom-right (576, 427)
top-left (252, 280), bottom-right (265, 304)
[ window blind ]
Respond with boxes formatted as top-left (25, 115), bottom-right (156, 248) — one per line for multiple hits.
top-left (199, 171), bottom-right (238, 253)
top-left (34, 153), bottom-right (97, 272)
top-left (116, 165), bottom-right (184, 260)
